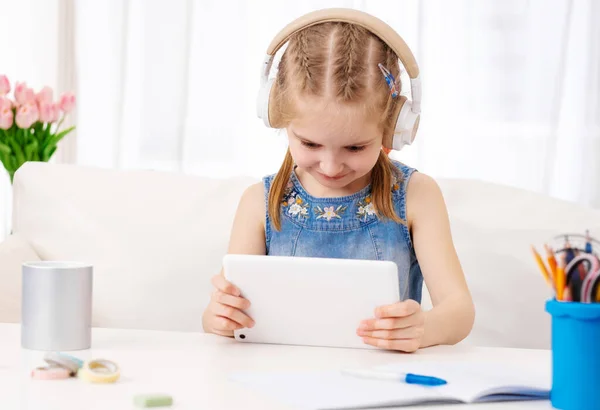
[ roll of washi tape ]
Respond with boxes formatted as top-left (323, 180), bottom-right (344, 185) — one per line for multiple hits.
top-left (31, 366), bottom-right (71, 380)
top-left (78, 359), bottom-right (120, 383)
top-left (44, 352), bottom-right (84, 376)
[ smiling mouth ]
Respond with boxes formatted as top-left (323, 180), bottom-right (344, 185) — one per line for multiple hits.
top-left (319, 172), bottom-right (347, 181)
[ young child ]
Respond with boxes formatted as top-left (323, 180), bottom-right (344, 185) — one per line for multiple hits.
top-left (202, 9), bottom-right (474, 352)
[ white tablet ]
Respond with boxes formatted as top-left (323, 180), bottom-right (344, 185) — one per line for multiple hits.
top-left (222, 254), bottom-right (400, 349)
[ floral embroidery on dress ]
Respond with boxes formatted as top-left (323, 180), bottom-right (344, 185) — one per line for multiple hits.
top-left (356, 195), bottom-right (376, 221)
top-left (287, 195), bottom-right (310, 219)
top-left (314, 205), bottom-right (347, 221)
top-left (282, 184), bottom-right (310, 219)
top-left (392, 174), bottom-right (400, 191)
top-left (281, 181), bottom-right (294, 203)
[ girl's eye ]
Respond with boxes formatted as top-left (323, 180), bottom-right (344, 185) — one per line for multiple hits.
top-left (346, 146), bottom-right (366, 152)
top-left (301, 141), bottom-right (320, 149)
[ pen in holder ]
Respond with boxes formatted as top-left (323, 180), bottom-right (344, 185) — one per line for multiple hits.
top-left (533, 231), bottom-right (600, 410)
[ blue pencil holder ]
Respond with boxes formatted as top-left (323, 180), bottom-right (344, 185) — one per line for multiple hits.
top-left (546, 300), bottom-right (600, 410)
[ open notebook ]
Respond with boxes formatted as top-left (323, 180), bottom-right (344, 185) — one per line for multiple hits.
top-left (230, 361), bottom-right (550, 409)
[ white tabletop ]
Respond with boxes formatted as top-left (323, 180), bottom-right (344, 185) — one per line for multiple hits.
top-left (0, 323), bottom-right (554, 410)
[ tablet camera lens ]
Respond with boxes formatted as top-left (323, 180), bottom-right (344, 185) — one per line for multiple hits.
top-left (240, 334), bottom-right (246, 339)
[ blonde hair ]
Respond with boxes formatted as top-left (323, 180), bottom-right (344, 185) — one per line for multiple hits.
top-left (268, 22), bottom-right (404, 231)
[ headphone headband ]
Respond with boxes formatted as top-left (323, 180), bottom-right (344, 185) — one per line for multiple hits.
top-left (266, 8), bottom-right (420, 79)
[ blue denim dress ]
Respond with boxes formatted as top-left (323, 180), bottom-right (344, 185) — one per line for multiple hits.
top-left (263, 160), bottom-right (423, 302)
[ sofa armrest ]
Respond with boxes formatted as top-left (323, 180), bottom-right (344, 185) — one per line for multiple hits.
top-left (0, 234), bottom-right (40, 323)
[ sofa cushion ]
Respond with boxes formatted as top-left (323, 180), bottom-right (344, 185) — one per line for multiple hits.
top-left (437, 178), bottom-right (600, 349)
top-left (12, 162), bottom-right (255, 331)
top-left (0, 233), bottom-right (40, 322)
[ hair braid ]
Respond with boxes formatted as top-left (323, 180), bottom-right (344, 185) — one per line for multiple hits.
top-left (335, 24), bottom-right (368, 100)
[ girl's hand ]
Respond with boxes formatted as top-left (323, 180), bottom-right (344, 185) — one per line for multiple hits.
top-left (202, 273), bottom-right (255, 337)
top-left (357, 299), bottom-right (425, 352)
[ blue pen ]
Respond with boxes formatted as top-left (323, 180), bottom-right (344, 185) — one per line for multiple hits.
top-left (341, 368), bottom-right (447, 386)
top-left (585, 230), bottom-right (593, 254)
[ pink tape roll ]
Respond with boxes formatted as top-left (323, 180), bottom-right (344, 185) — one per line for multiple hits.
top-left (31, 366), bottom-right (71, 380)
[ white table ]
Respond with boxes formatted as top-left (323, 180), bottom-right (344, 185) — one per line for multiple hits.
top-left (0, 323), bottom-right (555, 409)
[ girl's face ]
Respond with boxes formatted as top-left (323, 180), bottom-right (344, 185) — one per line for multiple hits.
top-left (287, 97), bottom-right (383, 192)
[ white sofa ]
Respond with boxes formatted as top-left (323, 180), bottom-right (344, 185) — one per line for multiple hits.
top-left (1, 162), bottom-right (599, 350)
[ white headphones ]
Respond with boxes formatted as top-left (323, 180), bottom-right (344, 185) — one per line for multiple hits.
top-left (256, 8), bottom-right (422, 151)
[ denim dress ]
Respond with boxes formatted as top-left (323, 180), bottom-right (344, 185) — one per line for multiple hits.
top-left (263, 160), bottom-right (423, 302)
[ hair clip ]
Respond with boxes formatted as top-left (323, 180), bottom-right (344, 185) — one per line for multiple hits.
top-left (378, 63), bottom-right (399, 98)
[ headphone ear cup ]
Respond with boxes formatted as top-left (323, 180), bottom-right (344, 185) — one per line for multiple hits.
top-left (256, 78), bottom-right (275, 128)
top-left (392, 97), bottom-right (420, 151)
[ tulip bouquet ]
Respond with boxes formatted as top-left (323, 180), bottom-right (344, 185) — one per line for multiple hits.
top-left (0, 74), bottom-right (76, 184)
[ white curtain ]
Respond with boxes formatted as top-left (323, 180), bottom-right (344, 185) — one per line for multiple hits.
top-left (2, 0), bottom-right (600, 240)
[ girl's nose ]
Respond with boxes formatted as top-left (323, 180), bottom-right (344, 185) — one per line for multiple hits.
top-left (319, 158), bottom-right (344, 177)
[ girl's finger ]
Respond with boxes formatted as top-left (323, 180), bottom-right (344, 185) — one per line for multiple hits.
top-left (361, 336), bottom-right (420, 353)
top-left (357, 326), bottom-right (423, 340)
top-left (211, 274), bottom-right (241, 296)
top-left (210, 316), bottom-right (240, 335)
top-left (359, 315), bottom-right (419, 331)
top-left (212, 290), bottom-right (250, 310)
top-left (375, 299), bottom-right (420, 318)
top-left (212, 302), bottom-right (255, 328)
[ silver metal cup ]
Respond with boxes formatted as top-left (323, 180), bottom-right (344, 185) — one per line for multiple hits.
top-left (21, 261), bottom-right (93, 351)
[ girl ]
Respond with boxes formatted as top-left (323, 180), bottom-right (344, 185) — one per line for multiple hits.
top-left (202, 10), bottom-right (475, 352)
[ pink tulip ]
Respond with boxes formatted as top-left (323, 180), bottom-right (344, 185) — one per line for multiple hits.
top-left (0, 102), bottom-right (13, 130)
top-left (36, 86), bottom-right (53, 105)
top-left (14, 81), bottom-right (25, 96)
top-left (0, 75), bottom-right (10, 96)
top-left (0, 97), bottom-right (10, 111)
top-left (0, 111), bottom-right (13, 130)
top-left (24, 88), bottom-right (36, 104)
top-left (15, 102), bottom-right (39, 129)
top-left (14, 82), bottom-right (35, 105)
top-left (51, 103), bottom-right (61, 123)
top-left (38, 102), bottom-right (54, 123)
top-left (59, 92), bottom-right (76, 114)
top-left (1, 97), bottom-right (19, 110)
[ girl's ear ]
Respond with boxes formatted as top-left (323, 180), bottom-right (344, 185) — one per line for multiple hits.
top-left (382, 146), bottom-right (392, 155)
